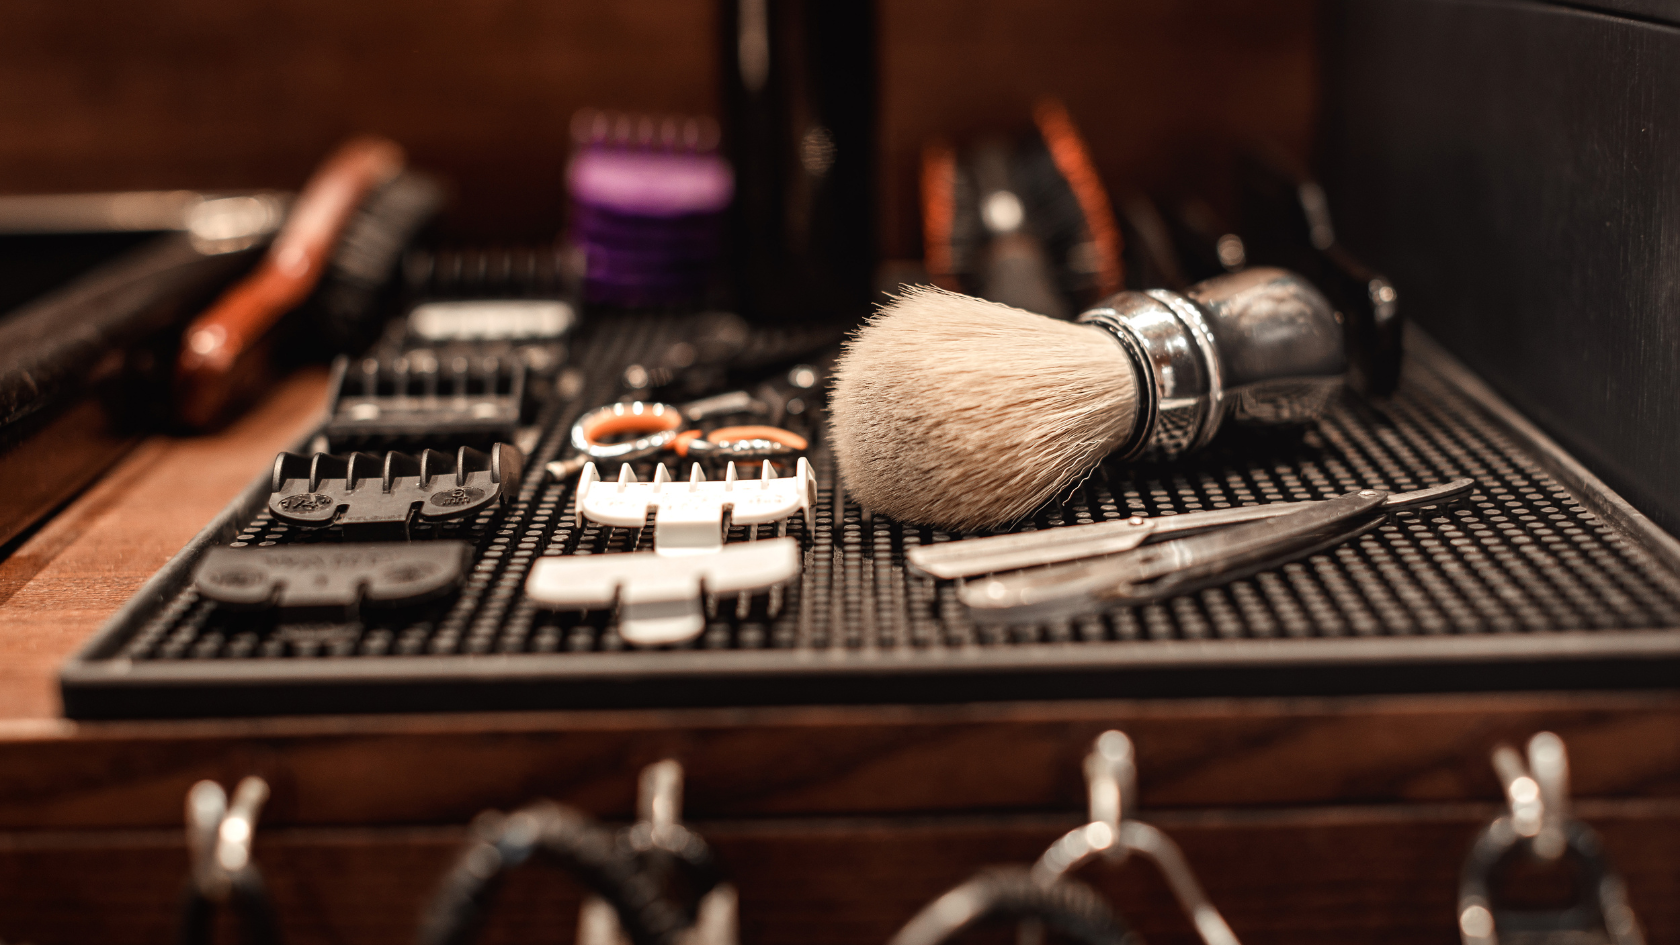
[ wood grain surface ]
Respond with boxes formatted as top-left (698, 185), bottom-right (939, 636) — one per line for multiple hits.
top-left (1, 802), bottom-right (1675, 945)
top-left (0, 692), bottom-right (1677, 830)
top-left (0, 368), bottom-right (327, 721)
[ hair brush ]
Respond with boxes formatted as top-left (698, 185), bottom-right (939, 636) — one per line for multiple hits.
top-left (829, 268), bottom-right (1346, 530)
top-left (920, 98), bottom-right (1124, 318)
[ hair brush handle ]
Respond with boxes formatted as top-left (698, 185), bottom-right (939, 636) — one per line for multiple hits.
top-left (1079, 267), bottom-right (1346, 462)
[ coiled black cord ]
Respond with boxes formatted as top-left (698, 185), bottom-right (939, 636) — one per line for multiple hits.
top-left (416, 802), bottom-right (689, 945)
top-left (619, 820), bottom-right (724, 923)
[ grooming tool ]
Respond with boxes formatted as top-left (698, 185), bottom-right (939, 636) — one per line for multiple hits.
top-left (1459, 733), bottom-right (1645, 945)
top-left (267, 443), bottom-right (522, 538)
top-left (404, 298), bottom-right (574, 383)
top-left (396, 249), bottom-right (576, 385)
top-left (404, 245), bottom-right (568, 300)
top-left (573, 459), bottom-right (814, 556)
top-left (308, 170), bottom-right (445, 352)
top-left (1238, 147), bottom-right (1402, 396)
top-left (180, 778), bottom-right (282, 945)
top-left (830, 267), bottom-right (1345, 530)
top-left (0, 231), bottom-right (271, 548)
top-left (176, 136), bottom-right (406, 429)
top-left (545, 394), bottom-right (807, 483)
top-left (194, 542), bottom-right (469, 615)
top-left (0, 190), bottom-right (288, 252)
top-left (321, 354), bottom-right (527, 452)
top-left (969, 137), bottom-right (1068, 317)
top-left (407, 299), bottom-right (574, 344)
top-left (567, 110), bottom-right (733, 308)
top-left (1032, 99), bottom-right (1125, 301)
top-left (526, 537), bottom-right (800, 647)
top-left (962, 488), bottom-right (1396, 623)
top-left (911, 478), bottom-right (1474, 580)
top-left (920, 98), bottom-right (1124, 317)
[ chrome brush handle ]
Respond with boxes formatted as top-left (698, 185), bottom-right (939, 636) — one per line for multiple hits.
top-left (1079, 267), bottom-right (1346, 461)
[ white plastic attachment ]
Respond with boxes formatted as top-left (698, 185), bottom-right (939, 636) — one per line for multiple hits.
top-left (525, 537), bottom-right (800, 646)
top-left (408, 299), bottom-right (574, 341)
top-left (574, 459), bottom-right (815, 556)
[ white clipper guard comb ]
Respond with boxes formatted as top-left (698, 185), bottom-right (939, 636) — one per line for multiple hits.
top-left (525, 538), bottom-right (800, 647)
top-left (524, 458), bottom-right (813, 646)
top-left (574, 458), bottom-right (815, 555)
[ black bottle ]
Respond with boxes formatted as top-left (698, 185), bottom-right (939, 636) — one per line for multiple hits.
top-left (719, 0), bottom-right (876, 324)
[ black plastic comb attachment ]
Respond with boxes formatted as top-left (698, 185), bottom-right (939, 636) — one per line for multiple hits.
top-left (268, 443), bottom-right (522, 538)
top-left (194, 542), bottom-right (470, 616)
top-left (322, 353), bottom-right (528, 452)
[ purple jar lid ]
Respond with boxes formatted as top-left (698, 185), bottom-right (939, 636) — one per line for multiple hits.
top-left (568, 148), bottom-right (734, 218)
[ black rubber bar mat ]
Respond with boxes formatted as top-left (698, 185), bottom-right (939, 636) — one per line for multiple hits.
top-left (60, 319), bottom-right (1680, 718)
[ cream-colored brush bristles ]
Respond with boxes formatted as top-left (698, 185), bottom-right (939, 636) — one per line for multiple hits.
top-left (829, 285), bottom-right (1136, 530)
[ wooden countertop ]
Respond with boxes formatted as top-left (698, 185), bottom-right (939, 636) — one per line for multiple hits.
top-left (0, 368), bottom-right (330, 724)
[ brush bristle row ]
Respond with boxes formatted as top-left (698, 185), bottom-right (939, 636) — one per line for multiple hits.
top-left (829, 286), bottom-right (1137, 530)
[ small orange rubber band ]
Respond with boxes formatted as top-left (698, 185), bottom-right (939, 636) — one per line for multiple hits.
top-left (581, 409), bottom-right (684, 443)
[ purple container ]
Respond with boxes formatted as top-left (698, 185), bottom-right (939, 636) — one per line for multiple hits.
top-left (567, 144), bottom-right (733, 307)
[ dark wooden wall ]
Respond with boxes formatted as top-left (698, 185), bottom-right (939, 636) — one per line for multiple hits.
top-left (0, 0), bottom-right (1317, 254)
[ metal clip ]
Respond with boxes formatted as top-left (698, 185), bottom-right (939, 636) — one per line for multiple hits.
top-left (579, 760), bottom-right (736, 945)
top-left (889, 731), bottom-right (1233, 945)
top-left (1032, 732), bottom-right (1239, 945)
top-left (575, 459), bottom-right (815, 556)
top-left (180, 777), bottom-right (282, 945)
top-left (525, 538), bottom-right (800, 646)
top-left (267, 443), bottom-right (522, 539)
top-left (1459, 733), bottom-right (1645, 945)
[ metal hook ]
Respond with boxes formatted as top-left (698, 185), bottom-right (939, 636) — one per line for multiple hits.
top-left (1490, 732), bottom-right (1571, 861)
top-left (180, 777), bottom-right (281, 945)
top-left (1030, 732), bottom-right (1239, 945)
top-left (1460, 732), bottom-right (1645, 945)
top-left (1526, 732), bottom-right (1570, 861)
top-left (640, 759), bottom-right (684, 838)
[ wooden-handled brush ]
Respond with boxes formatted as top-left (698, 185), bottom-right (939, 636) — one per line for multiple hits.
top-left (829, 269), bottom-right (1349, 530)
top-left (175, 136), bottom-right (406, 429)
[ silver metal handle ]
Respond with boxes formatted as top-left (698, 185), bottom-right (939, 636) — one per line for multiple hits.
top-left (910, 478), bottom-right (1473, 580)
top-left (963, 488), bottom-right (1394, 622)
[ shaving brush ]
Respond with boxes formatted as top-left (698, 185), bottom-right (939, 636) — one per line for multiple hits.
top-left (830, 268), bottom-right (1346, 530)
